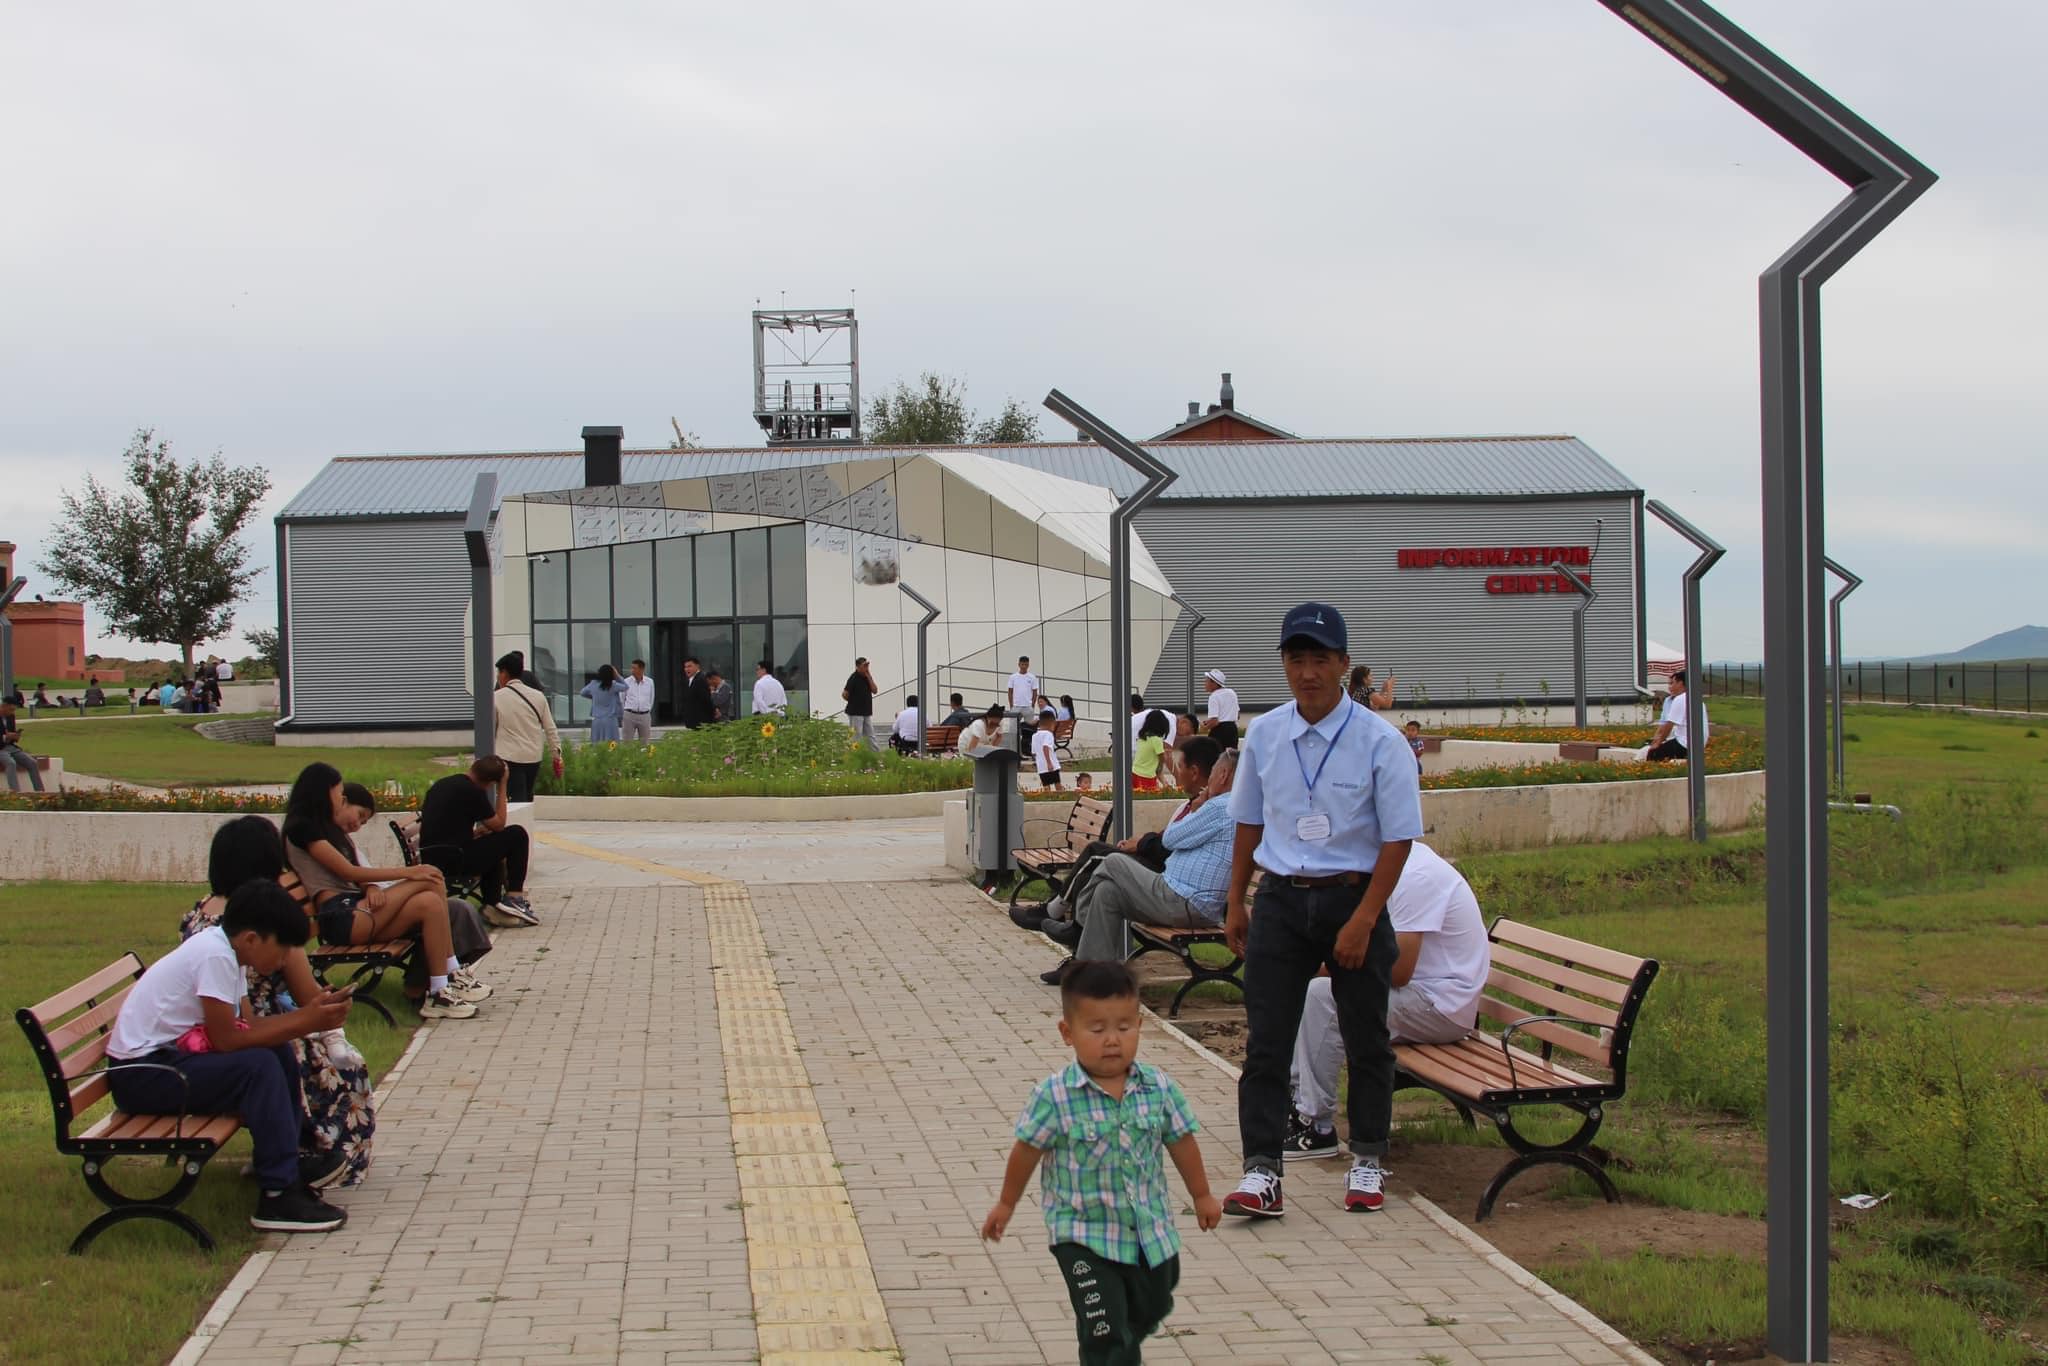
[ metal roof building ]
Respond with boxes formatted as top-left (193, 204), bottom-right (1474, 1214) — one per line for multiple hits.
top-left (274, 435), bottom-right (1646, 736)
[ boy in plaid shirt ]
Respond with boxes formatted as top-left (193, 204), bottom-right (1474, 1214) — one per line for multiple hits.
top-left (982, 961), bottom-right (1222, 1363)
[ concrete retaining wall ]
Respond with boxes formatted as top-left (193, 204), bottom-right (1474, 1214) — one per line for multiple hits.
top-left (0, 804), bottom-right (533, 883)
top-left (535, 789), bottom-right (971, 823)
top-left (195, 716), bottom-right (278, 745)
top-left (943, 771), bottom-right (1765, 872)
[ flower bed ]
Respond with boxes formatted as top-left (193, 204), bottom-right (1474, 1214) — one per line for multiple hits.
top-left (1430, 723), bottom-right (1654, 745)
top-left (0, 787), bottom-right (420, 814)
top-left (541, 715), bottom-right (975, 798)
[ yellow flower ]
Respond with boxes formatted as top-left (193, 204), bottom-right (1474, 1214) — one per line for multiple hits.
top-left (607, 740), bottom-right (617, 750)
top-left (644, 746), bottom-right (655, 756)
top-left (761, 722), bottom-right (776, 738)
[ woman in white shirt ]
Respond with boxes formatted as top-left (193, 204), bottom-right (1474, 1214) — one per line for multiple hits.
top-left (959, 704), bottom-right (1009, 757)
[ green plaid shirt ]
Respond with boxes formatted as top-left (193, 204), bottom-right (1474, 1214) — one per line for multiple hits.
top-left (1014, 1059), bottom-right (1199, 1267)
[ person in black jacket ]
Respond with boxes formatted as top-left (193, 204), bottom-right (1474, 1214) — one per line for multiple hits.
top-left (677, 657), bottom-right (715, 729)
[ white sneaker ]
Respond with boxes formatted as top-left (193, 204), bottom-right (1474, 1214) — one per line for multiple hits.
top-left (492, 900), bottom-right (541, 927)
top-left (1344, 1158), bottom-right (1387, 1213)
top-left (448, 969), bottom-right (493, 1003)
top-left (317, 1029), bottom-right (365, 1070)
top-left (418, 990), bottom-right (478, 1020)
top-left (479, 902), bottom-right (524, 928)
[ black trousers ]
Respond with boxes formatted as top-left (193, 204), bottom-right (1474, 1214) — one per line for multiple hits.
top-left (110, 1045), bottom-right (306, 1190)
top-left (426, 827), bottom-right (531, 904)
top-left (1052, 1242), bottom-right (1179, 1366)
top-left (1238, 878), bottom-right (1398, 1172)
top-left (506, 761), bottom-right (540, 803)
top-left (1645, 738), bottom-right (1688, 761)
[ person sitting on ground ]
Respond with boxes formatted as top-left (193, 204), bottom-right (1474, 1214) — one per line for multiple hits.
top-left (1131, 708), bottom-right (1172, 792)
top-left (84, 677), bottom-right (106, 706)
top-left (752, 660), bottom-right (788, 717)
top-left (1283, 841), bottom-right (1490, 1159)
top-left (339, 783), bottom-right (498, 993)
top-left (158, 679), bottom-right (176, 709)
top-left (1031, 709), bottom-right (1062, 790)
top-left (1, 699), bottom-right (45, 793)
top-left (108, 878), bottom-right (355, 1232)
top-left (1405, 720), bottom-right (1426, 773)
top-left (281, 762), bottom-right (482, 1020)
top-left (416, 757), bottom-right (539, 927)
top-left (960, 703), bottom-right (1009, 758)
top-left (1644, 669), bottom-right (1706, 762)
top-left (890, 695), bottom-right (923, 755)
top-left (940, 692), bottom-right (976, 728)
top-left (182, 815), bottom-right (376, 1186)
top-left (33, 683), bottom-right (52, 707)
top-left (1038, 744), bottom-right (1237, 984)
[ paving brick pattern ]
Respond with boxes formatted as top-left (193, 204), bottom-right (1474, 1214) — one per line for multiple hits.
top-left (192, 850), bottom-right (1634, 1364)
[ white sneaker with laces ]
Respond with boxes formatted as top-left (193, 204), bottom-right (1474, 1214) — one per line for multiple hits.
top-left (448, 969), bottom-right (493, 1003)
top-left (493, 900), bottom-right (541, 927)
top-left (1345, 1157), bottom-right (1386, 1213)
top-left (419, 990), bottom-right (478, 1020)
top-left (1222, 1167), bottom-right (1284, 1218)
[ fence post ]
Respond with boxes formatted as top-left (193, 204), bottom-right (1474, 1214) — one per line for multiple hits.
top-left (1993, 662), bottom-right (1998, 712)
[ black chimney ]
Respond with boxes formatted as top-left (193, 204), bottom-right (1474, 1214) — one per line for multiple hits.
top-left (1219, 372), bottom-right (1235, 411)
top-left (1186, 401), bottom-right (1199, 419)
top-left (582, 426), bottom-right (623, 487)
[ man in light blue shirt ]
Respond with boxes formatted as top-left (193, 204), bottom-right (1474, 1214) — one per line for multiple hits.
top-left (1219, 601), bottom-right (1423, 1221)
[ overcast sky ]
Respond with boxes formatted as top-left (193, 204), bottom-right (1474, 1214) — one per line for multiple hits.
top-left (3, 1), bottom-right (2041, 664)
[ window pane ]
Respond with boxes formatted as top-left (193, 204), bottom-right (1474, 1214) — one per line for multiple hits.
top-left (532, 554), bottom-right (567, 620)
top-left (771, 523), bottom-right (806, 614)
top-left (619, 623), bottom-right (651, 677)
top-left (736, 529), bottom-right (770, 616)
top-left (533, 623), bottom-right (570, 723)
top-left (572, 622), bottom-right (611, 722)
top-left (739, 621), bottom-right (768, 715)
top-left (696, 533), bottom-right (733, 616)
top-left (613, 540), bottom-right (654, 619)
top-left (774, 616), bottom-right (808, 708)
top-left (570, 547), bottom-right (611, 620)
top-left (656, 537), bottom-right (693, 618)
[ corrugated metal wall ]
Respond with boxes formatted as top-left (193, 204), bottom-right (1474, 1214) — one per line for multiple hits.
top-left (1139, 498), bottom-right (1640, 710)
top-left (283, 519), bottom-right (474, 727)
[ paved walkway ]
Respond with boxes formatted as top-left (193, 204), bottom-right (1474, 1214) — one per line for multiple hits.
top-left (189, 825), bottom-right (1643, 1365)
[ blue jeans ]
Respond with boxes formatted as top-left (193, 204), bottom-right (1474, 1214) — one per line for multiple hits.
top-left (1238, 879), bottom-right (1398, 1173)
top-left (2, 743), bottom-right (44, 792)
top-left (109, 1045), bottom-right (306, 1189)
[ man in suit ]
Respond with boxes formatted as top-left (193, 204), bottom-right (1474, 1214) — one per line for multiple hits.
top-left (677, 656), bottom-right (715, 729)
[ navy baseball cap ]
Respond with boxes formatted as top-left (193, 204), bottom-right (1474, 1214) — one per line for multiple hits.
top-left (1279, 601), bottom-right (1347, 652)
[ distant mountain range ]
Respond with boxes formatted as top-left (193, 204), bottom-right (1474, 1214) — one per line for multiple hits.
top-left (1907, 625), bottom-right (2048, 663)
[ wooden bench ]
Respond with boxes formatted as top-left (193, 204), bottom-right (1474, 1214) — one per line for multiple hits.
top-left (1394, 918), bottom-right (1660, 1221)
top-left (923, 724), bottom-right (962, 755)
top-left (1127, 924), bottom-right (1242, 1018)
top-left (284, 867), bottom-right (417, 1028)
top-left (390, 815), bottom-right (488, 908)
top-left (1053, 717), bottom-right (1077, 762)
top-left (15, 954), bottom-right (245, 1253)
top-left (1009, 796), bottom-right (1114, 914)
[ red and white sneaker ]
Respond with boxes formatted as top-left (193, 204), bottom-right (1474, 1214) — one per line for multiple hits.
top-left (1222, 1168), bottom-right (1284, 1218)
top-left (1345, 1158), bottom-right (1386, 1213)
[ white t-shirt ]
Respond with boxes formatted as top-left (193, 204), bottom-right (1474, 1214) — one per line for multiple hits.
top-left (109, 927), bottom-right (246, 1058)
top-left (961, 718), bottom-right (1005, 757)
top-left (1129, 708), bottom-right (1169, 751)
top-left (1205, 687), bottom-right (1239, 724)
top-left (1660, 691), bottom-right (1707, 748)
top-left (1006, 671), bottom-right (1040, 709)
top-left (893, 706), bottom-right (921, 743)
top-left (753, 673), bottom-right (788, 715)
top-left (1031, 727), bottom-right (1059, 774)
top-left (216, 661), bottom-right (234, 681)
top-left (1387, 843), bottom-right (1491, 1030)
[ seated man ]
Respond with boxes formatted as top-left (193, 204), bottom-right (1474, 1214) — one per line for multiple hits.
top-left (107, 879), bottom-right (355, 1231)
top-left (84, 678), bottom-right (106, 706)
top-left (940, 692), bottom-right (976, 728)
top-left (1, 699), bottom-right (45, 793)
top-left (890, 695), bottom-right (922, 755)
top-left (1644, 669), bottom-right (1706, 762)
top-left (418, 757), bottom-right (539, 927)
top-left (1284, 840), bottom-right (1491, 1159)
top-left (1037, 740), bottom-right (1236, 985)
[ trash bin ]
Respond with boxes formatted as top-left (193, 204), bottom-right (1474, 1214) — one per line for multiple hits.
top-left (967, 747), bottom-right (1024, 876)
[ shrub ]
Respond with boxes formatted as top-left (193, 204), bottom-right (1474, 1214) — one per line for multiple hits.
top-left (539, 716), bottom-right (974, 798)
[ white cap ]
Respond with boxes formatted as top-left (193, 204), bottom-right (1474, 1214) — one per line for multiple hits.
top-left (1203, 669), bottom-right (1227, 686)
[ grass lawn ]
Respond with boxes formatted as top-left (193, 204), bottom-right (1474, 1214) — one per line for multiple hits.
top-left (19, 713), bottom-right (456, 790)
top-left (0, 882), bottom-right (417, 1365)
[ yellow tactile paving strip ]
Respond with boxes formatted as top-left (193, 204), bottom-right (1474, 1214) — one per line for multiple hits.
top-left (538, 829), bottom-right (900, 1363)
top-left (705, 881), bottom-right (902, 1364)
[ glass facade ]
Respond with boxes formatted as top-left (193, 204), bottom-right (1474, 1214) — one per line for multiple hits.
top-left (529, 522), bottom-right (809, 725)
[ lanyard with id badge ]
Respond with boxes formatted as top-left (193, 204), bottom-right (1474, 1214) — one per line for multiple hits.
top-left (1292, 700), bottom-right (1355, 842)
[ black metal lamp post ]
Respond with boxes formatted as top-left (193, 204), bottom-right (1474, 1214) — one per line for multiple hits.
top-left (463, 474), bottom-right (498, 758)
top-left (1825, 558), bottom-right (1861, 796)
top-left (1555, 562), bottom-right (1596, 728)
top-left (900, 582), bottom-right (941, 758)
top-left (1598, 4), bottom-right (1934, 1359)
top-left (1172, 592), bottom-right (1204, 717)
top-left (1647, 500), bottom-right (1727, 843)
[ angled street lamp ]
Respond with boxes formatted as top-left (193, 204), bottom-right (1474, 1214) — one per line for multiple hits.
top-left (463, 474), bottom-right (498, 758)
top-left (900, 581), bottom-right (941, 758)
top-left (1647, 500), bottom-right (1727, 843)
top-left (1825, 558), bottom-right (1861, 796)
top-left (1599, 4), bottom-right (1935, 1359)
top-left (1554, 562), bottom-right (1596, 729)
top-left (1040, 391), bottom-right (1176, 842)
top-left (1171, 592), bottom-right (1205, 716)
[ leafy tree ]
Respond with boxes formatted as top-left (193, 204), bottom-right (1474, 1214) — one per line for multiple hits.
top-left (971, 398), bottom-right (1041, 444)
top-left (38, 429), bottom-right (271, 676)
top-left (243, 626), bottom-right (281, 673)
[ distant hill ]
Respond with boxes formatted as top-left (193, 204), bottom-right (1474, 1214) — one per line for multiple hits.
top-left (1912, 626), bottom-right (2048, 663)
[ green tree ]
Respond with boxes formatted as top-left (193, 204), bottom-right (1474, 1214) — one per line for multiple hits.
top-left (863, 374), bottom-right (1042, 446)
top-left (243, 626), bottom-right (281, 674)
top-left (971, 398), bottom-right (1041, 444)
top-left (37, 429), bottom-right (271, 676)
